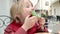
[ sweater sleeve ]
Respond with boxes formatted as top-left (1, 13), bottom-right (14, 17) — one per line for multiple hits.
top-left (4, 27), bottom-right (27, 34)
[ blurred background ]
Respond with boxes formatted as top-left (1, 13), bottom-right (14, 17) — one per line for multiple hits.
top-left (0, 0), bottom-right (60, 34)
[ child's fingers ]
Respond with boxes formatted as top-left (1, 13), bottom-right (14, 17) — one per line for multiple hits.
top-left (25, 15), bottom-right (30, 19)
top-left (39, 17), bottom-right (45, 25)
top-left (30, 16), bottom-right (37, 21)
top-left (39, 17), bottom-right (45, 21)
top-left (29, 16), bottom-right (36, 19)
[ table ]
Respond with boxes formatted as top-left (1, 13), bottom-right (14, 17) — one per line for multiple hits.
top-left (35, 33), bottom-right (52, 34)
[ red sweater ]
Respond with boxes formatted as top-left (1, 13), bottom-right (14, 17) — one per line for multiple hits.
top-left (4, 20), bottom-right (48, 34)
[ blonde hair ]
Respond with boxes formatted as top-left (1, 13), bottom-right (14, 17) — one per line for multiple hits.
top-left (10, 0), bottom-right (25, 20)
top-left (10, 0), bottom-right (33, 20)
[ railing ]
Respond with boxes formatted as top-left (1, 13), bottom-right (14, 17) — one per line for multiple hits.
top-left (0, 15), bottom-right (14, 28)
top-left (0, 15), bottom-right (59, 28)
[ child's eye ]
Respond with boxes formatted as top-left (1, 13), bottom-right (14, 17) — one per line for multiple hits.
top-left (26, 5), bottom-right (30, 8)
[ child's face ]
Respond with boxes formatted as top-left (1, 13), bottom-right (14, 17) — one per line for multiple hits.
top-left (21, 0), bottom-right (34, 19)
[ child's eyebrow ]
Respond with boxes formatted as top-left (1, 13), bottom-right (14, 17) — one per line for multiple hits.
top-left (30, 2), bottom-right (33, 7)
top-left (29, 1), bottom-right (33, 7)
top-left (25, 1), bottom-right (33, 7)
top-left (26, 2), bottom-right (33, 7)
top-left (27, 1), bottom-right (33, 7)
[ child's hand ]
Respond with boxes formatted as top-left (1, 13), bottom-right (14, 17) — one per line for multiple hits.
top-left (22, 15), bottom-right (38, 31)
top-left (39, 17), bottom-right (45, 26)
top-left (38, 17), bottom-right (45, 29)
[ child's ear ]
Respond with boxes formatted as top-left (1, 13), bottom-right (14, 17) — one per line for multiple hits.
top-left (15, 15), bottom-right (20, 21)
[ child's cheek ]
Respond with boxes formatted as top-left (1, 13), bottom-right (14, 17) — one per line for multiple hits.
top-left (23, 8), bottom-right (31, 16)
